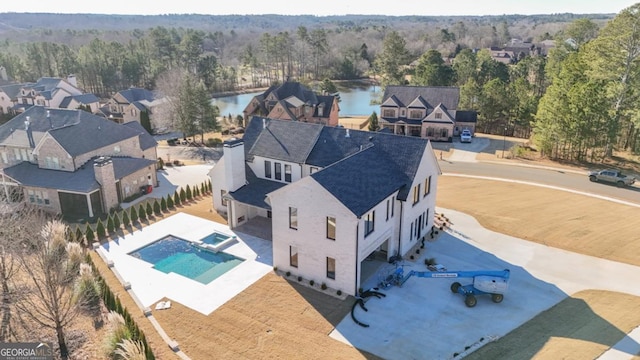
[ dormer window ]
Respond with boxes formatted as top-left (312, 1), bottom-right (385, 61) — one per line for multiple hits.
top-left (382, 108), bottom-right (395, 117)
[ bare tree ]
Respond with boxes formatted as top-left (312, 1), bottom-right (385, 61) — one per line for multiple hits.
top-left (14, 220), bottom-right (87, 359)
top-left (0, 204), bottom-right (49, 342)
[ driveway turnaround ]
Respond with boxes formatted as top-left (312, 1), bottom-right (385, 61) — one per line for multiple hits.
top-left (329, 208), bottom-right (640, 360)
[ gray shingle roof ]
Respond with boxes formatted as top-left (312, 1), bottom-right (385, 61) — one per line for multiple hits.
top-left (247, 117), bottom-right (323, 163)
top-left (59, 93), bottom-right (99, 108)
top-left (111, 157), bottom-right (156, 179)
top-left (228, 166), bottom-right (287, 210)
top-left (311, 146), bottom-right (409, 217)
top-left (382, 86), bottom-right (460, 110)
top-left (117, 88), bottom-right (154, 104)
top-left (0, 106), bottom-right (81, 143)
top-left (455, 110), bottom-right (478, 123)
top-left (123, 121), bottom-right (157, 150)
top-left (0, 83), bottom-right (23, 99)
top-left (3, 161), bottom-right (100, 193)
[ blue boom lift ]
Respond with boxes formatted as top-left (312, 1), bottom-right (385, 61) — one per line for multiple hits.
top-left (394, 267), bottom-right (510, 307)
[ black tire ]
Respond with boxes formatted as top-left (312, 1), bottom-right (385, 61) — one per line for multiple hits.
top-left (451, 282), bottom-right (461, 293)
top-left (491, 294), bottom-right (504, 303)
top-left (617, 181), bottom-right (625, 188)
top-left (589, 175), bottom-right (597, 182)
top-left (465, 295), bottom-right (477, 307)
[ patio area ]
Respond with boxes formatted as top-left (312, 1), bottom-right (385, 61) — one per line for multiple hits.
top-left (96, 212), bottom-right (273, 315)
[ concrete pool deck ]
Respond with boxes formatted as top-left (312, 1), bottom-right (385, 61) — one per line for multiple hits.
top-left (97, 212), bottom-right (273, 315)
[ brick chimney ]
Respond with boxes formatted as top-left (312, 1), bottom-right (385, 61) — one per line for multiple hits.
top-left (93, 157), bottom-right (119, 211)
top-left (223, 139), bottom-right (246, 192)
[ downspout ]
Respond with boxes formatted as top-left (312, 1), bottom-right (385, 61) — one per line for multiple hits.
top-left (354, 222), bottom-right (359, 296)
top-left (397, 201), bottom-right (404, 257)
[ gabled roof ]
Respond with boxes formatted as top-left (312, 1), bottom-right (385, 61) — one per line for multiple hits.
top-left (123, 121), bottom-right (157, 150)
top-left (0, 83), bottom-right (23, 99)
top-left (246, 117), bottom-right (323, 163)
top-left (111, 157), bottom-right (156, 179)
top-left (311, 145), bottom-right (410, 217)
top-left (116, 88), bottom-right (155, 104)
top-left (264, 82), bottom-right (319, 104)
top-left (382, 86), bottom-right (460, 110)
top-left (0, 106), bottom-right (80, 144)
top-left (59, 93), bottom-right (99, 108)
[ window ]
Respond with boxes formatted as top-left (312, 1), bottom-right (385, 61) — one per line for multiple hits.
top-left (0, 151), bottom-right (7, 164)
top-left (427, 128), bottom-right (434, 137)
top-left (284, 164), bottom-right (292, 182)
top-left (326, 257), bottom-right (336, 279)
top-left (310, 166), bottom-right (318, 174)
top-left (382, 108), bottom-right (395, 117)
top-left (264, 160), bottom-right (272, 178)
top-left (410, 222), bottom-right (414, 240)
top-left (424, 176), bottom-right (431, 197)
top-left (413, 184), bottom-right (421, 205)
top-left (28, 190), bottom-right (49, 206)
top-left (441, 128), bottom-right (448, 138)
top-left (409, 110), bottom-right (422, 119)
top-left (275, 163), bottom-right (282, 180)
top-left (435, 112), bottom-right (442, 119)
top-left (220, 190), bottom-right (228, 206)
top-left (386, 200), bottom-right (390, 221)
top-left (364, 211), bottom-right (375, 237)
top-left (289, 207), bottom-right (298, 230)
top-left (326, 216), bottom-right (336, 240)
top-left (45, 156), bottom-right (60, 169)
top-left (290, 246), bottom-right (298, 268)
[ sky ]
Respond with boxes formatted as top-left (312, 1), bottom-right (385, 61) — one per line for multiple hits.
top-left (1, 0), bottom-right (638, 16)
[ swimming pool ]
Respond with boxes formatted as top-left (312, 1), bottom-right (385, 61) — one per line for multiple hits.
top-left (200, 231), bottom-right (232, 246)
top-left (129, 235), bottom-right (244, 284)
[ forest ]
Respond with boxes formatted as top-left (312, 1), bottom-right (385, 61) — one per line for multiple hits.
top-left (0, 8), bottom-right (638, 160)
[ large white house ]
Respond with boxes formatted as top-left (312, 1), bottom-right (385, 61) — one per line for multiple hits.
top-left (209, 117), bottom-right (441, 295)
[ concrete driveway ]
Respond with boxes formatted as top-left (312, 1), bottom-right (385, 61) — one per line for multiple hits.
top-left (330, 208), bottom-right (640, 360)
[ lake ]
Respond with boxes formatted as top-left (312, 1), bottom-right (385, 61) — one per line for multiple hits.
top-left (211, 84), bottom-right (381, 117)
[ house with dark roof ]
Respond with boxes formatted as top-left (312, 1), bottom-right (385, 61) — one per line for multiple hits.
top-left (0, 83), bottom-right (22, 115)
top-left (209, 116), bottom-right (440, 295)
top-left (0, 106), bottom-right (158, 220)
top-left (380, 85), bottom-right (477, 141)
top-left (103, 88), bottom-right (167, 128)
top-left (59, 93), bottom-right (100, 113)
top-left (242, 82), bottom-right (340, 126)
top-left (13, 76), bottom-right (84, 113)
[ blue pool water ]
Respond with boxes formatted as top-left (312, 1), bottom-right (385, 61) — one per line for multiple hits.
top-left (201, 232), bottom-right (232, 245)
top-left (129, 235), bottom-right (244, 284)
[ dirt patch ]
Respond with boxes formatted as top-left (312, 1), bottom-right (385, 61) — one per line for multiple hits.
top-left (437, 176), bottom-right (640, 267)
top-left (466, 290), bottom-right (640, 360)
top-left (152, 272), bottom-right (381, 360)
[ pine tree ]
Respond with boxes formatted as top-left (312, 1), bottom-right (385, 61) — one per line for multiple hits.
top-left (85, 224), bottom-right (95, 243)
top-left (174, 191), bottom-right (181, 206)
top-left (138, 204), bottom-right (147, 221)
top-left (106, 215), bottom-right (115, 234)
top-left (194, 187), bottom-right (200, 198)
top-left (75, 227), bottom-right (84, 244)
top-left (179, 188), bottom-right (186, 203)
top-left (96, 218), bottom-right (106, 239)
top-left (207, 180), bottom-right (212, 193)
top-left (146, 202), bottom-right (153, 218)
top-left (200, 182), bottom-right (206, 195)
top-left (122, 210), bottom-right (131, 227)
top-left (113, 212), bottom-right (121, 230)
top-left (153, 200), bottom-right (161, 216)
top-left (368, 111), bottom-right (380, 132)
top-left (166, 195), bottom-right (174, 209)
top-left (130, 206), bottom-right (138, 223)
top-left (185, 185), bottom-right (192, 200)
top-left (160, 197), bottom-right (167, 212)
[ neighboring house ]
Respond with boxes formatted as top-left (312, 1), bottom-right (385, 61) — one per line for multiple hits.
top-left (102, 88), bottom-right (162, 126)
top-left (13, 76), bottom-right (83, 113)
top-left (0, 83), bottom-right (22, 116)
top-left (379, 85), bottom-right (477, 141)
top-left (209, 117), bottom-right (440, 295)
top-left (242, 82), bottom-right (339, 127)
top-left (59, 93), bottom-right (101, 113)
top-left (0, 106), bottom-right (158, 220)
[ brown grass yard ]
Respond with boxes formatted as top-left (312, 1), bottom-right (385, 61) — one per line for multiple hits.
top-left (465, 290), bottom-right (640, 360)
top-left (90, 170), bottom-right (640, 359)
top-left (436, 176), bottom-right (640, 267)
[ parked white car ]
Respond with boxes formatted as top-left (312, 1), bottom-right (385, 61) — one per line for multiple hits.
top-left (460, 130), bottom-right (472, 143)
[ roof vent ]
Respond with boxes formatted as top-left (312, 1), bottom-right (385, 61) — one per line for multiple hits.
top-left (262, 118), bottom-right (267, 129)
top-left (24, 116), bottom-right (30, 130)
top-left (345, 128), bottom-right (350, 138)
top-left (47, 110), bottom-right (52, 129)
